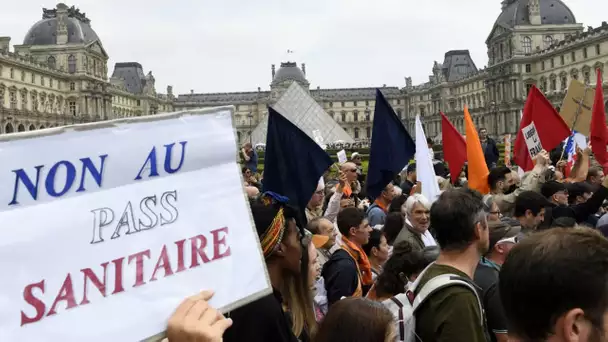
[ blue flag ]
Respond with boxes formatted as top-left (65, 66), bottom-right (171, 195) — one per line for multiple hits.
top-left (263, 107), bottom-right (333, 223)
top-left (367, 89), bottom-right (416, 200)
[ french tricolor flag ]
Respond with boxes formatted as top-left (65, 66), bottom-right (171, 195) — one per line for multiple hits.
top-left (563, 130), bottom-right (587, 178)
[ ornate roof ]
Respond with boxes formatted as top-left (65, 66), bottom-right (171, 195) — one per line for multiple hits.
top-left (496, 0), bottom-right (576, 28)
top-left (272, 62), bottom-right (308, 85)
top-left (23, 4), bottom-right (100, 46)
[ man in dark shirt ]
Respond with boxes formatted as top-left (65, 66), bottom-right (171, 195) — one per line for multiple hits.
top-left (414, 188), bottom-right (489, 342)
top-left (474, 220), bottom-right (521, 342)
top-left (241, 143), bottom-right (258, 174)
top-left (400, 163), bottom-right (416, 196)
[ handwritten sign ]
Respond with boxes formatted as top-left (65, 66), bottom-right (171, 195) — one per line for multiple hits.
top-left (337, 149), bottom-right (348, 164)
top-left (560, 80), bottom-right (594, 136)
top-left (0, 107), bottom-right (270, 341)
top-left (522, 122), bottom-right (543, 159)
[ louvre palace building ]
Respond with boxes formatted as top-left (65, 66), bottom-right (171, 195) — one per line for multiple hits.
top-left (2, 1), bottom-right (608, 143)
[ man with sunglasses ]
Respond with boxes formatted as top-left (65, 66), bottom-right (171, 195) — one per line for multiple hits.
top-left (474, 220), bottom-right (521, 342)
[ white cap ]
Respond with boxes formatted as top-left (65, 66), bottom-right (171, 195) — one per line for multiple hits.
top-left (317, 177), bottom-right (325, 191)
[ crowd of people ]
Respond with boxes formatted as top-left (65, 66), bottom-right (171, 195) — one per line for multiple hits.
top-left (165, 136), bottom-right (608, 342)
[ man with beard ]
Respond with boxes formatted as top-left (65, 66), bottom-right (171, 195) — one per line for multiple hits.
top-left (413, 188), bottom-right (490, 342)
top-left (487, 150), bottom-right (549, 217)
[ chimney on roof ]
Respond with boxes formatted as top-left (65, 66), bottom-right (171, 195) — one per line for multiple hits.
top-left (56, 3), bottom-right (69, 45)
top-left (0, 37), bottom-right (10, 53)
top-left (258, 87), bottom-right (261, 92)
top-left (383, 84), bottom-right (386, 87)
top-left (271, 64), bottom-right (276, 80)
top-left (302, 63), bottom-right (306, 75)
top-left (190, 89), bottom-right (194, 95)
top-left (500, 0), bottom-right (508, 10)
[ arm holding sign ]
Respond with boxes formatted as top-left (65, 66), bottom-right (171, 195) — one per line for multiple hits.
top-left (324, 172), bottom-right (346, 223)
top-left (494, 151), bottom-right (549, 216)
top-left (567, 147), bottom-right (591, 182)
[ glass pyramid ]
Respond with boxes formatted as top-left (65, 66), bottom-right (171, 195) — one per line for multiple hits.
top-left (250, 82), bottom-right (354, 147)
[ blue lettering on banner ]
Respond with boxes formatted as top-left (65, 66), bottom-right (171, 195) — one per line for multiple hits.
top-left (9, 155), bottom-right (108, 206)
top-left (134, 141), bottom-right (187, 180)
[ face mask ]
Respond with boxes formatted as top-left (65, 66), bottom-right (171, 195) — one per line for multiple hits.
top-left (504, 184), bottom-right (518, 194)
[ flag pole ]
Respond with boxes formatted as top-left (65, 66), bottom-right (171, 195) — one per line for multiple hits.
top-left (558, 85), bottom-right (591, 162)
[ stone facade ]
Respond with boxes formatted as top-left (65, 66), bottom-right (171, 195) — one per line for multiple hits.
top-left (175, 0), bottom-right (608, 144)
top-left (175, 62), bottom-right (404, 144)
top-left (402, 0), bottom-right (608, 141)
top-left (0, 3), bottom-right (173, 134)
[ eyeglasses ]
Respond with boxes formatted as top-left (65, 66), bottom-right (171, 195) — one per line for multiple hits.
top-left (314, 190), bottom-right (324, 195)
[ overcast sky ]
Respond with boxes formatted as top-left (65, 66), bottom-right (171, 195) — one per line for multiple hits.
top-left (1, 0), bottom-right (605, 95)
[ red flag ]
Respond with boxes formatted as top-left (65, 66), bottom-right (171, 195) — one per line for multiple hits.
top-left (590, 68), bottom-right (607, 169)
top-left (441, 112), bottom-right (466, 183)
top-left (514, 85), bottom-right (571, 171)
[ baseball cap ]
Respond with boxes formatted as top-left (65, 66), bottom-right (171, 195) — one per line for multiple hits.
top-left (488, 220), bottom-right (521, 252)
top-left (351, 152), bottom-right (361, 159)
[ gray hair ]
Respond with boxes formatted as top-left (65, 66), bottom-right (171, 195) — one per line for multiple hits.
top-left (405, 193), bottom-right (431, 215)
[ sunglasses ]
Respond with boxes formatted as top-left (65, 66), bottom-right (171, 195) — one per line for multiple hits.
top-left (497, 235), bottom-right (519, 245)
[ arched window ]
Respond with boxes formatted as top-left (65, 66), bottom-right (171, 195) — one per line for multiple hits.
top-left (40, 125), bottom-right (46, 129)
top-left (365, 111), bottom-right (370, 121)
top-left (397, 109), bottom-right (403, 118)
top-left (28, 124), bottom-right (35, 131)
top-left (354, 128), bottom-right (359, 139)
top-left (17, 124), bottom-right (25, 132)
top-left (68, 55), bottom-right (76, 74)
top-left (341, 111), bottom-right (346, 122)
top-left (543, 35), bottom-right (553, 48)
top-left (329, 110), bottom-right (334, 119)
top-left (353, 110), bottom-right (359, 122)
top-left (47, 56), bottom-right (56, 69)
top-left (5, 123), bottom-right (14, 134)
top-left (522, 36), bottom-right (532, 54)
top-left (366, 127), bottom-right (371, 138)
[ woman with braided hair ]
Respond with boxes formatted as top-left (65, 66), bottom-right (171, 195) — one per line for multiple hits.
top-left (224, 192), bottom-right (304, 342)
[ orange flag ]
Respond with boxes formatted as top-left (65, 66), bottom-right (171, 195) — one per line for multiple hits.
top-left (464, 106), bottom-right (490, 194)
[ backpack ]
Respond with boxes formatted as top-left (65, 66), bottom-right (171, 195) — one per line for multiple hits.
top-left (381, 263), bottom-right (485, 342)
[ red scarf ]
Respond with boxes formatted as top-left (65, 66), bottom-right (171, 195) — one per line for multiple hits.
top-left (341, 236), bottom-right (373, 286)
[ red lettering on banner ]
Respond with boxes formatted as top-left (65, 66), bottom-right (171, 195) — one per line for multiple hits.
top-left (128, 250), bottom-right (151, 287)
top-left (47, 274), bottom-right (77, 316)
top-left (211, 227), bottom-right (231, 260)
top-left (174, 239), bottom-right (187, 273)
top-left (20, 280), bottom-right (45, 326)
top-left (80, 263), bottom-right (108, 305)
top-left (189, 235), bottom-right (210, 267)
top-left (19, 229), bottom-right (232, 326)
top-left (150, 245), bottom-right (173, 281)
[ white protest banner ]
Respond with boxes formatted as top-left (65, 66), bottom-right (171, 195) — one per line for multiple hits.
top-left (337, 149), bottom-right (348, 164)
top-left (522, 122), bottom-right (543, 159)
top-left (0, 107), bottom-right (270, 342)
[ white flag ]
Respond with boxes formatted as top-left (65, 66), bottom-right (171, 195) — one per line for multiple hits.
top-left (415, 115), bottom-right (440, 202)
